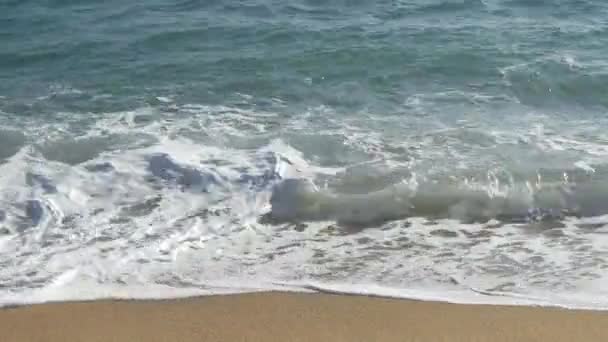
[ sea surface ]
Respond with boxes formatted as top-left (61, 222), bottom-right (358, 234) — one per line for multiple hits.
top-left (2, 0), bottom-right (608, 309)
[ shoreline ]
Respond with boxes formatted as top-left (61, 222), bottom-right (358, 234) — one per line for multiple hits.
top-left (3, 291), bottom-right (608, 342)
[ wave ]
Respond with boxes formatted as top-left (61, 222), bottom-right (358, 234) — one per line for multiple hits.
top-left (500, 54), bottom-right (608, 109)
top-left (2, 101), bottom-right (608, 311)
top-left (268, 176), bottom-right (608, 226)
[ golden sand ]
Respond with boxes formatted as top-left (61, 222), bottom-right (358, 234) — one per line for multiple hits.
top-left (2, 292), bottom-right (608, 342)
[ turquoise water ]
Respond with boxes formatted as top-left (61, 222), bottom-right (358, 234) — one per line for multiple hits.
top-left (3, 1), bottom-right (608, 112)
top-left (2, 1), bottom-right (608, 307)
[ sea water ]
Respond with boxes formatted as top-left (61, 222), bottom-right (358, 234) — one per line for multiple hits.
top-left (2, 0), bottom-right (608, 309)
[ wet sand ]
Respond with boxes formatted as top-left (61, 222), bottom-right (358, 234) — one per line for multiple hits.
top-left (3, 292), bottom-right (608, 342)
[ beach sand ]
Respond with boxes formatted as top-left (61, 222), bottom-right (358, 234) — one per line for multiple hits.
top-left (2, 291), bottom-right (608, 342)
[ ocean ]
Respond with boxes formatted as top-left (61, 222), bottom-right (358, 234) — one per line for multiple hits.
top-left (2, 0), bottom-right (608, 309)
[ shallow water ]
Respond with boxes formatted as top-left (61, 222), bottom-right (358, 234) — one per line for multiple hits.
top-left (2, 0), bottom-right (608, 308)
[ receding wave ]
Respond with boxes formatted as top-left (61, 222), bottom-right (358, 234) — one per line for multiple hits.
top-left (2, 101), bottom-right (608, 310)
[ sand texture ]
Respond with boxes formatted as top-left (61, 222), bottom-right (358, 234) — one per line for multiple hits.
top-left (3, 292), bottom-right (608, 342)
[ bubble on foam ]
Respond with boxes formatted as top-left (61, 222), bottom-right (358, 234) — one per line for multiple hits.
top-left (155, 96), bottom-right (172, 103)
top-left (559, 54), bottom-right (583, 70)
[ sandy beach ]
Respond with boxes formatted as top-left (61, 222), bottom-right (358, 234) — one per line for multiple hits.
top-left (2, 292), bottom-right (608, 342)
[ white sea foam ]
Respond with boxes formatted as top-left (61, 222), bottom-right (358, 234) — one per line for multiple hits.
top-left (2, 102), bottom-right (608, 310)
